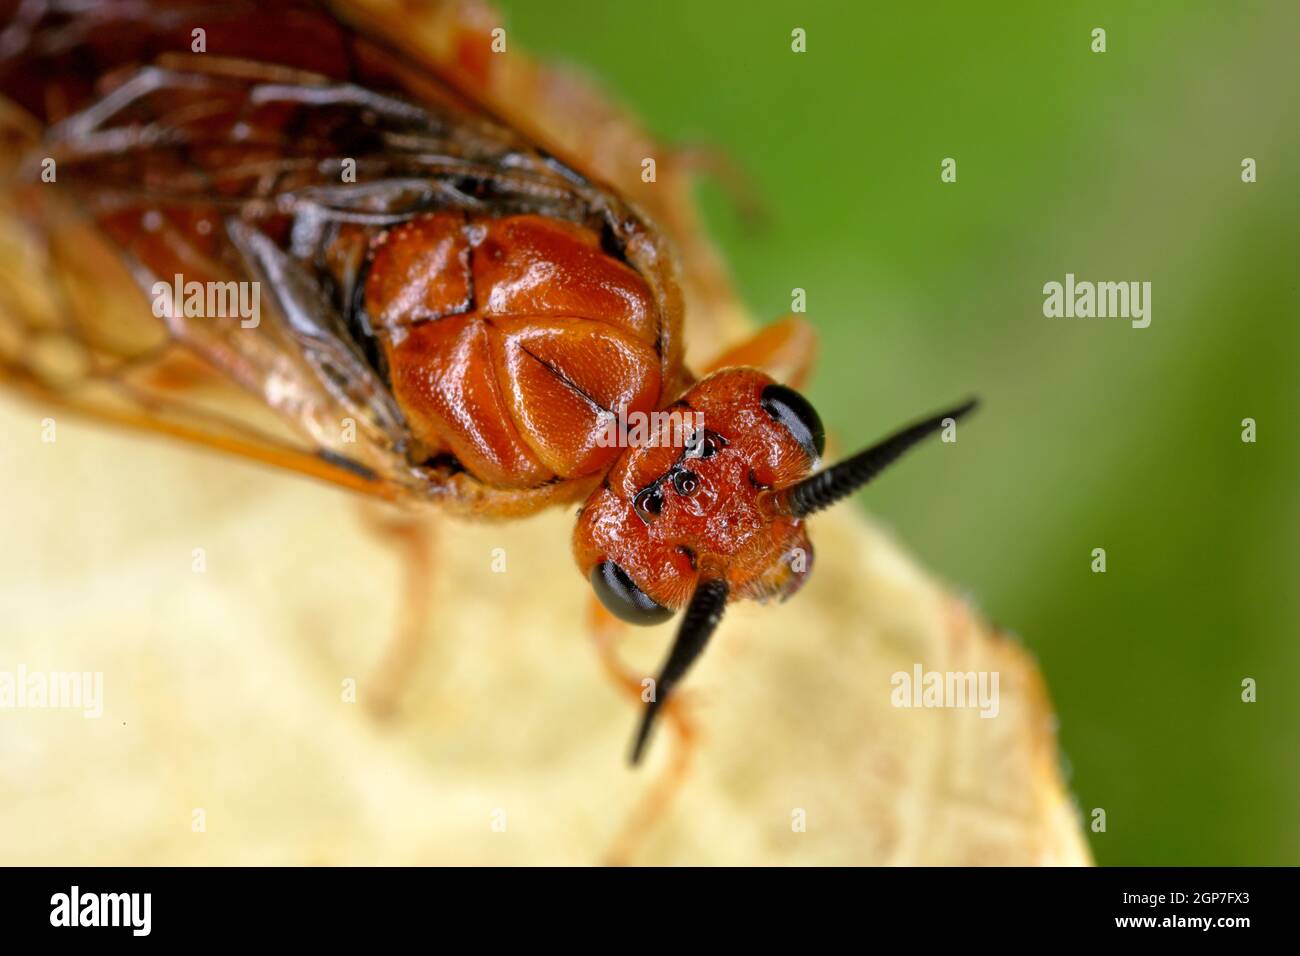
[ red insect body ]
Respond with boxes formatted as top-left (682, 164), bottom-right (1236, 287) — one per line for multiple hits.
top-left (573, 368), bottom-right (815, 613)
top-left (0, 0), bottom-right (975, 762)
top-left (366, 212), bottom-right (661, 488)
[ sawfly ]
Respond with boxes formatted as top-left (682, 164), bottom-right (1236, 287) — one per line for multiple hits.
top-left (0, 0), bottom-right (976, 762)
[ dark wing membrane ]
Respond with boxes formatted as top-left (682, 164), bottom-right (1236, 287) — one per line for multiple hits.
top-left (0, 0), bottom-right (659, 504)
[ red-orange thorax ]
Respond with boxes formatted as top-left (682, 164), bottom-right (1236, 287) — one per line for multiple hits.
top-left (363, 212), bottom-right (665, 488)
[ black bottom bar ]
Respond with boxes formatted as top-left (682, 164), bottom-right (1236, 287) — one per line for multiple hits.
top-left (0, 866), bottom-right (1283, 941)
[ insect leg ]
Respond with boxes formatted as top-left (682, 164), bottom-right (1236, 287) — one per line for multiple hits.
top-left (586, 596), bottom-right (699, 866)
top-left (356, 503), bottom-right (438, 721)
top-left (670, 145), bottom-right (767, 230)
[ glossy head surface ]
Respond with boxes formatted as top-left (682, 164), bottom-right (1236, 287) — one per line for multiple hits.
top-left (573, 368), bottom-right (821, 620)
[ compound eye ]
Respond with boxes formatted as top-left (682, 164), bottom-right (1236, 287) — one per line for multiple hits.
top-left (590, 560), bottom-right (673, 625)
top-left (760, 383), bottom-right (825, 462)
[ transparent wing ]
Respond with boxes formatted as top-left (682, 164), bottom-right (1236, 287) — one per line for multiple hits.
top-left (0, 0), bottom-right (656, 505)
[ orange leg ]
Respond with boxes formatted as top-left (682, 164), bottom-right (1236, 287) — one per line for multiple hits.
top-left (671, 145), bottom-right (768, 230)
top-left (700, 315), bottom-right (818, 390)
top-left (355, 504), bottom-right (438, 721)
top-left (587, 597), bottom-right (699, 866)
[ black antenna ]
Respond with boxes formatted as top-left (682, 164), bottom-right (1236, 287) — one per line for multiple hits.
top-left (629, 576), bottom-right (730, 765)
top-left (776, 398), bottom-right (978, 518)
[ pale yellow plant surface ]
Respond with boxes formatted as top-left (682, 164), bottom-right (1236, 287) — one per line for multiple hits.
top-left (0, 397), bottom-right (1089, 865)
top-left (0, 0), bottom-right (1090, 866)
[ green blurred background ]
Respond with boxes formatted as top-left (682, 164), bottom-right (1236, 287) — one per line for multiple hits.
top-left (499, 0), bottom-right (1299, 865)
